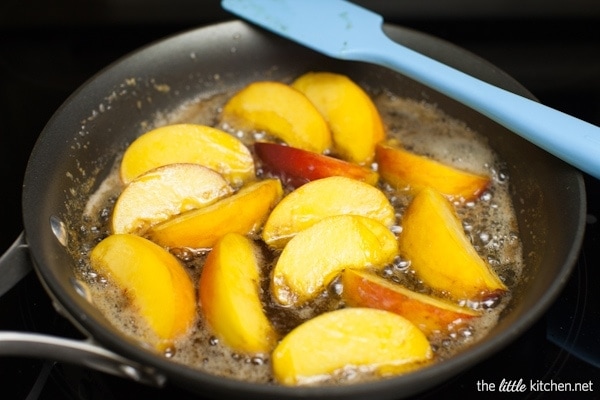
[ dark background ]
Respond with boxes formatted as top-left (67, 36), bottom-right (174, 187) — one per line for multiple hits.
top-left (1, 0), bottom-right (599, 251)
top-left (0, 1), bottom-right (599, 399)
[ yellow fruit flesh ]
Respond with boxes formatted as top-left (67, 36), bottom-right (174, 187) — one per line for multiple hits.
top-left (262, 176), bottom-right (396, 249)
top-left (376, 141), bottom-right (490, 201)
top-left (271, 215), bottom-right (398, 306)
top-left (398, 187), bottom-right (507, 301)
top-left (89, 234), bottom-right (196, 347)
top-left (341, 269), bottom-right (480, 336)
top-left (87, 71), bottom-right (515, 385)
top-left (221, 81), bottom-right (332, 153)
top-left (119, 124), bottom-right (255, 186)
top-left (272, 308), bottom-right (432, 385)
top-left (111, 163), bottom-right (233, 235)
top-left (291, 71), bottom-right (385, 164)
top-left (199, 233), bottom-right (278, 354)
top-left (149, 179), bottom-right (283, 249)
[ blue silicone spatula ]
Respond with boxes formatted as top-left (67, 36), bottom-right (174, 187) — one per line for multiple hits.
top-left (222, 0), bottom-right (600, 179)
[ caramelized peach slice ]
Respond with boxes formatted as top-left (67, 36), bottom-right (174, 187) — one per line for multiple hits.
top-left (254, 142), bottom-right (379, 188)
top-left (291, 71), bottom-right (385, 164)
top-left (398, 187), bottom-right (507, 302)
top-left (111, 163), bottom-right (233, 235)
top-left (119, 124), bottom-right (255, 186)
top-left (89, 234), bottom-right (195, 347)
top-left (272, 307), bottom-right (432, 385)
top-left (199, 233), bottom-right (278, 354)
top-left (271, 215), bottom-right (398, 306)
top-left (375, 140), bottom-right (490, 201)
top-left (262, 176), bottom-right (395, 249)
top-left (221, 81), bottom-right (332, 153)
top-left (149, 179), bottom-right (283, 249)
top-left (341, 269), bottom-right (480, 336)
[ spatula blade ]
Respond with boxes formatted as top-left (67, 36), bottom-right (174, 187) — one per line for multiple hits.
top-left (221, 0), bottom-right (600, 180)
top-left (221, 0), bottom-right (386, 60)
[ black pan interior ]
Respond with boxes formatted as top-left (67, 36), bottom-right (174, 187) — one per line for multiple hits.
top-left (21, 21), bottom-right (586, 400)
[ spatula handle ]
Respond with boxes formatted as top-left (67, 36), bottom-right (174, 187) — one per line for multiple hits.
top-left (359, 30), bottom-right (600, 179)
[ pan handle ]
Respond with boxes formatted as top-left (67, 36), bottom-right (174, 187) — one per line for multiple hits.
top-left (0, 233), bottom-right (33, 297)
top-left (0, 233), bottom-right (167, 387)
top-left (0, 332), bottom-right (167, 387)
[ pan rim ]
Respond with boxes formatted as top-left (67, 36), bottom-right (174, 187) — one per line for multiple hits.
top-left (21, 19), bottom-right (587, 399)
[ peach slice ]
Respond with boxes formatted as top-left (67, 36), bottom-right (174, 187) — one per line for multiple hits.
top-left (89, 234), bottom-right (196, 347)
top-left (149, 179), bottom-right (283, 249)
top-left (291, 71), bottom-right (385, 164)
top-left (341, 269), bottom-right (480, 336)
top-left (119, 123), bottom-right (255, 187)
top-left (199, 233), bottom-right (278, 354)
top-left (262, 176), bottom-right (395, 249)
top-left (271, 307), bottom-right (432, 385)
top-left (375, 140), bottom-right (490, 201)
top-left (398, 187), bottom-right (507, 302)
top-left (271, 215), bottom-right (398, 306)
top-left (254, 142), bottom-right (379, 188)
top-left (220, 81), bottom-right (332, 153)
top-left (111, 163), bottom-right (233, 235)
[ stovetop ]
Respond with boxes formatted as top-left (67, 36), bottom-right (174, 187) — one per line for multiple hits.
top-left (1, 3), bottom-right (599, 399)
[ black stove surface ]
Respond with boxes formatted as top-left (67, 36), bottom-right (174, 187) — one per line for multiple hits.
top-left (1, 2), bottom-right (599, 399)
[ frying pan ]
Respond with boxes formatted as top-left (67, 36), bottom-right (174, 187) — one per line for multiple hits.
top-left (0, 20), bottom-right (586, 399)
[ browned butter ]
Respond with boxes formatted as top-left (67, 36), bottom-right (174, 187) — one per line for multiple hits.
top-left (77, 87), bottom-right (524, 386)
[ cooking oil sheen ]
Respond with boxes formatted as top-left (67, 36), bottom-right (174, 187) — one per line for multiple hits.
top-left (78, 87), bottom-right (524, 386)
